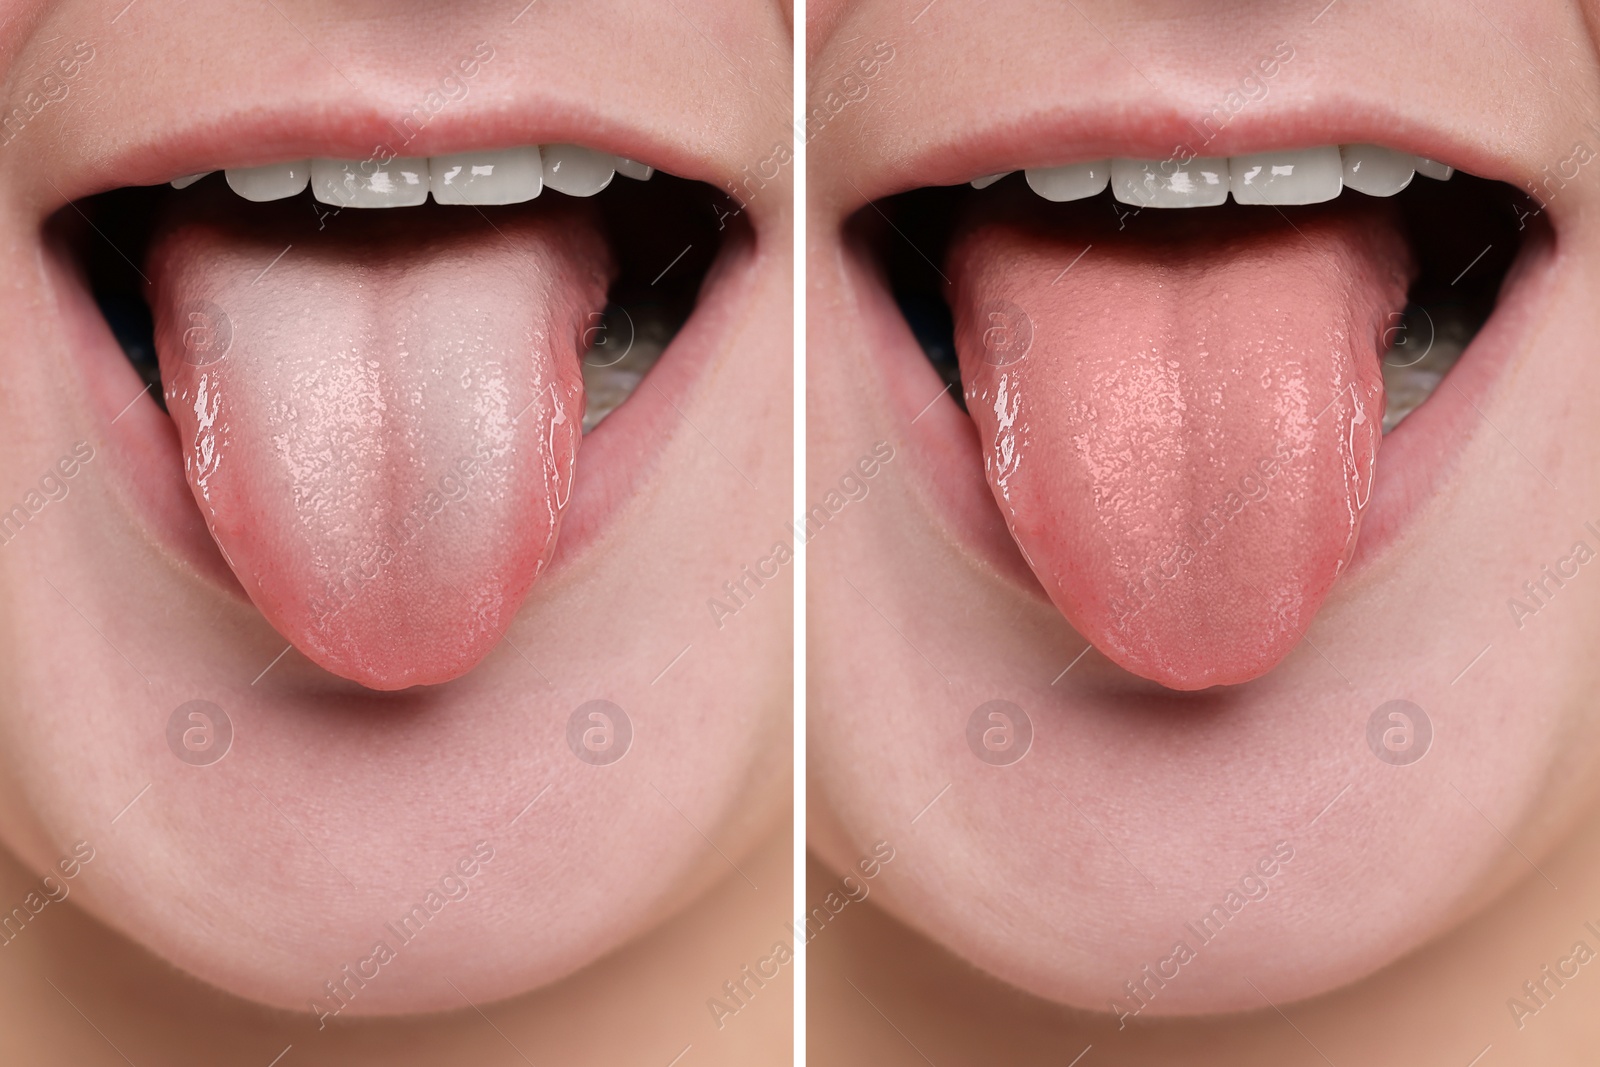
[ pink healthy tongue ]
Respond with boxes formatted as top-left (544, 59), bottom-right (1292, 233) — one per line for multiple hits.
top-left (950, 200), bottom-right (1413, 690)
top-left (149, 199), bottom-right (612, 690)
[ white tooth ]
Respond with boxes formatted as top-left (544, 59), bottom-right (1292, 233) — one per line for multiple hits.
top-left (969, 172), bottom-right (1009, 189)
top-left (541, 144), bottom-right (615, 196)
top-left (1339, 144), bottom-right (1414, 197)
top-left (1229, 146), bottom-right (1342, 205)
top-left (170, 173), bottom-right (211, 189)
top-left (1111, 157), bottom-right (1228, 208)
top-left (225, 160), bottom-right (311, 202)
top-left (429, 147), bottom-right (542, 205)
top-left (1414, 156), bottom-right (1454, 180)
top-left (311, 157), bottom-right (429, 208)
top-left (614, 156), bottom-right (654, 181)
top-left (1024, 160), bottom-right (1110, 202)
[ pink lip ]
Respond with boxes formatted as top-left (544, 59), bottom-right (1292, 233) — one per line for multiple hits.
top-left (26, 88), bottom-right (727, 212)
top-left (841, 157), bottom-right (1567, 670)
top-left (819, 96), bottom-right (1549, 209)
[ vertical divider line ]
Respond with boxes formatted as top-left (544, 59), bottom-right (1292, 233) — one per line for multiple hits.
top-left (791, 8), bottom-right (808, 1065)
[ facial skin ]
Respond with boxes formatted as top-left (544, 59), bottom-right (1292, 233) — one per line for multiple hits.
top-left (0, 0), bottom-right (791, 1055)
top-left (0, 832), bottom-right (793, 1064)
top-left (807, 0), bottom-right (1600, 1058)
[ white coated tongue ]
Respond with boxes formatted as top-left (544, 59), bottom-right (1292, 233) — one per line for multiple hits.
top-left (148, 200), bottom-right (612, 689)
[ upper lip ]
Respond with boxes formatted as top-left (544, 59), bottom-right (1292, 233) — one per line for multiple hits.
top-left (818, 95), bottom-right (1590, 228)
top-left (33, 96), bottom-right (719, 208)
top-left (11, 43), bottom-right (786, 226)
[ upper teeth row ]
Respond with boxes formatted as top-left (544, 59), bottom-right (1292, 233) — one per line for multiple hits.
top-left (169, 145), bottom-right (654, 206)
top-left (971, 145), bottom-right (1453, 206)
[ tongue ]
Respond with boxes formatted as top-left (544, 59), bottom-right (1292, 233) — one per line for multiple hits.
top-left (149, 197), bottom-right (612, 690)
top-left (949, 198), bottom-right (1413, 689)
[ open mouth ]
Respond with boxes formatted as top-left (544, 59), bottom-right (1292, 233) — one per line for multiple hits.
top-left (50, 141), bottom-right (739, 692)
top-left (856, 143), bottom-right (1551, 691)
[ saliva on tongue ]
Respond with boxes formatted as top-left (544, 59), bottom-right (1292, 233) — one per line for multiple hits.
top-left (148, 194), bottom-right (613, 690)
top-left (949, 197), bottom-right (1414, 689)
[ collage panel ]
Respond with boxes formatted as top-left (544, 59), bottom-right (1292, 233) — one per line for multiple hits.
top-left (0, 0), bottom-right (791, 1063)
top-left (806, 1), bottom-right (1600, 1064)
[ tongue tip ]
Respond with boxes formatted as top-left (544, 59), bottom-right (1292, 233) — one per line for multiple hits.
top-left (279, 597), bottom-right (517, 692)
top-left (298, 641), bottom-right (487, 691)
top-left (1120, 659), bottom-right (1276, 693)
top-left (1092, 649), bottom-right (1283, 693)
top-left (1086, 600), bottom-right (1316, 692)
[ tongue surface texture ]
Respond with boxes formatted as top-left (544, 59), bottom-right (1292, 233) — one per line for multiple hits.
top-left (950, 199), bottom-right (1412, 689)
top-left (150, 198), bottom-right (612, 689)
